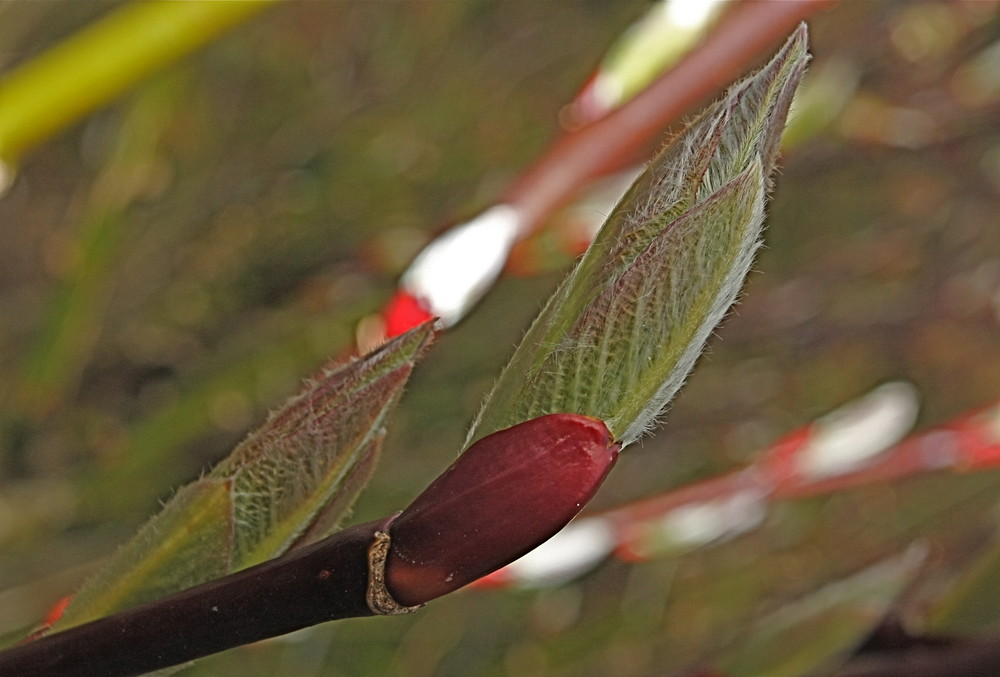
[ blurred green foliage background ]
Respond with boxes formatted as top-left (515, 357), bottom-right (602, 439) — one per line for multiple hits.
top-left (1, 2), bottom-right (1000, 675)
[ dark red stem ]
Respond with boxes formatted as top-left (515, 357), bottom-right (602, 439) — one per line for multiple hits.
top-left (0, 518), bottom-right (391, 677)
top-left (0, 415), bottom-right (619, 676)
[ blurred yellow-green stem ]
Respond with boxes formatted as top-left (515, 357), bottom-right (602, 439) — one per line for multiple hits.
top-left (0, 0), bottom-right (276, 166)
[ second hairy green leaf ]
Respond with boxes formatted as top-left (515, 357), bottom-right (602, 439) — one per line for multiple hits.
top-left (52, 321), bottom-right (436, 630)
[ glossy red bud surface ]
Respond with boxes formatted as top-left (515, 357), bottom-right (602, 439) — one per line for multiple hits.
top-left (384, 413), bottom-right (619, 606)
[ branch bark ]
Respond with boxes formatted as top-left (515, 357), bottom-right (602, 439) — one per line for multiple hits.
top-left (0, 517), bottom-right (395, 677)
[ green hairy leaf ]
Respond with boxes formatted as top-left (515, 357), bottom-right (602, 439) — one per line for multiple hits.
top-left (53, 321), bottom-right (436, 630)
top-left (469, 26), bottom-right (809, 448)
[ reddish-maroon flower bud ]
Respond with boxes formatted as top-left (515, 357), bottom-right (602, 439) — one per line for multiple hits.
top-left (384, 413), bottom-right (619, 606)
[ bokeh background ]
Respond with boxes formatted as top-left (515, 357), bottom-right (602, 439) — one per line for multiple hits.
top-left (1, 1), bottom-right (999, 675)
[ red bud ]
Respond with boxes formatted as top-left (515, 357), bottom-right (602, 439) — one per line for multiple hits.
top-left (384, 413), bottom-right (619, 606)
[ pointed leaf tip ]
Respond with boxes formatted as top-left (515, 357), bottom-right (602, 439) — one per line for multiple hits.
top-left (468, 29), bottom-right (808, 448)
top-left (219, 318), bottom-right (438, 566)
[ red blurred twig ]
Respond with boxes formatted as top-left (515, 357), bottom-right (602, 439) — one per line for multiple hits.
top-left (766, 399), bottom-right (1000, 499)
top-left (502, 0), bottom-right (835, 231)
top-left (478, 394), bottom-right (1000, 588)
top-left (375, 0), bottom-right (836, 344)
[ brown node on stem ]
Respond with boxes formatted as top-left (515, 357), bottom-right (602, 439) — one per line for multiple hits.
top-left (366, 527), bottom-right (423, 616)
